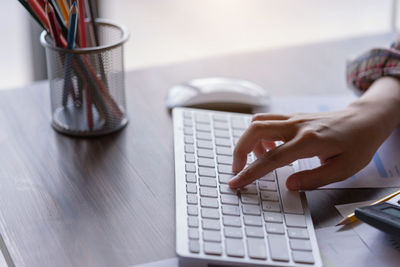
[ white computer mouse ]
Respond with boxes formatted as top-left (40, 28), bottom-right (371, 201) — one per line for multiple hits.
top-left (166, 77), bottom-right (269, 112)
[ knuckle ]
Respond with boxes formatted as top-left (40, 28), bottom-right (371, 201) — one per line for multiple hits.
top-left (249, 121), bottom-right (266, 132)
top-left (252, 113), bottom-right (265, 122)
top-left (298, 127), bottom-right (319, 142)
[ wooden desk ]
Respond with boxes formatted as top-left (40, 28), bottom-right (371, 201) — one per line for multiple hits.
top-left (0, 33), bottom-right (397, 267)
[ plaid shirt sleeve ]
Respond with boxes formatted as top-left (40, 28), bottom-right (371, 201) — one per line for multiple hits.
top-left (346, 43), bottom-right (400, 94)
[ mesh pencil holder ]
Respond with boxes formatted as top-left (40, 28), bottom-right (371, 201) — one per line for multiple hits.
top-left (40, 19), bottom-right (129, 137)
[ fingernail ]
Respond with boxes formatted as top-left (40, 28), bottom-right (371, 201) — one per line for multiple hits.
top-left (287, 179), bottom-right (300, 191)
top-left (228, 176), bottom-right (238, 188)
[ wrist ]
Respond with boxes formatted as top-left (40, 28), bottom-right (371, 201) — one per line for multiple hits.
top-left (350, 77), bottom-right (400, 129)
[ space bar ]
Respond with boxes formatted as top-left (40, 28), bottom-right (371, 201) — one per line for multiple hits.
top-left (276, 166), bottom-right (304, 214)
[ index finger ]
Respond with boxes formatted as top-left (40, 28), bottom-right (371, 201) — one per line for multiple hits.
top-left (229, 137), bottom-right (314, 189)
top-left (232, 121), bottom-right (296, 173)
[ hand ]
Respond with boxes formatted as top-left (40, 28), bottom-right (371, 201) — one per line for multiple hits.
top-left (228, 77), bottom-right (400, 191)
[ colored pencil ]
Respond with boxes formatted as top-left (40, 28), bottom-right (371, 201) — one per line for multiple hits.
top-left (27, 0), bottom-right (50, 32)
top-left (56, 0), bottom-right (70, 26)
top-left (17, 0), bottom-right (45, 29)
top-left (77, 0), bottom-right (87, 47)
top-left (48, 0), bottom-right (68, 37)
top-left (45, 2), bottom-right (62, 47)
top-left (62, 2), bottom-right (78, 106)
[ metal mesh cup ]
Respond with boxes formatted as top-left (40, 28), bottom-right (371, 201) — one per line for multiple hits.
top-left (40, 19), bottom-right (129, 136)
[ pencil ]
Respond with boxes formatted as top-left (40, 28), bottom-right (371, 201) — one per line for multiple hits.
top-left (62, 2), bottom-right (78, 106)
top-left (17, 0), bottom-right (45, 29)
top-left (56, 0), bottom-right (70, 26)
top-left (336, 189), bottom-right (400, 226)
top-left (45, 2), bottom-right (62, 47)
top-left (27, 0), bottom-right (50, 32)
top-left (77, 0), bottom-right (87, 47)
top-left (48, 0), bottom-right (68, 37)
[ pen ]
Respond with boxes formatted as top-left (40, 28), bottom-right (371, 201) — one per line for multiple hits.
top-left (62, 2), bottom-right (78, 106)
top-left (336, 189), bottom-right (400, 226)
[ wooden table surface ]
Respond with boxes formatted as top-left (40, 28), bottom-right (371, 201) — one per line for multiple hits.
top-left (0, 33), bottom-right (398, 267)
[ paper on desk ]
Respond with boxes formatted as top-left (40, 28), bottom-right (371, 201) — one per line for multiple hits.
top-left (331, 201), bottom-right (400, 267)
top-left (270, 95), bottom-right (400, 189)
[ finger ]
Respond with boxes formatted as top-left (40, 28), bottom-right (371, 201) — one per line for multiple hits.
top-left (262, 141), bottom-right (276, 151)
top-left (286, 156), bottom-right (351, 190)
top-left (232, 121), bottom-right (295, 173)
top-left (230, 138), bottom-right (311, 188)
top-left (253, 141), bottom-right (266, 158)
top-left (252, 113), bottom-right (290, 122)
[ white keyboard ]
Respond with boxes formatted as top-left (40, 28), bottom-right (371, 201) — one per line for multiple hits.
top-left (173, 108), bottom-right (322, 267)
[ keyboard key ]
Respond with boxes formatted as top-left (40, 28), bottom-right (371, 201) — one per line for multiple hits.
top-left (188, 216), bottom-right (199, 228)
top-left (213, 114), bottom-right (228, 122)
top-left (285, 214), bottom-right (307, 228)
top-left (188, 228), bottom-right (199, 240)
top-left (195, 114), bottom-right (210, 124)
top-left (185, 163), bottom-right (196, 173)
top-left (268, 234), bottom-right (290, 261)
top-left (200, 187), bottom-right (218, 198)
top-left (214, 130), bottom-right (230, 138)
top-left (219, 184), bottom-right (237, 194)
top-left (276, 166), bottom-right (303, 214)
top-left (289, 239), bottom-right (312, 251)
top-left (292, 251), bottom-right (315, 264)
top-left (224, 227), bottom-right (243, 239)
top-left (187, 205), bottom-right (198, 216)
top-left (242, 204), bottom-right (261, 215)
top-left (232, 129), bottom-right (244, 137)
top-left (243, 215), bottom-right (262, 226)
top-left (260, 191), bottom-right (279, 201)
top-left (262, 201), bottom-right (281, 212)
top-left (216, 147), bottom-right (232, 156)
top-left (258, 181), bottom-right (277, 191)
top-left (199, 167), bottom-right (216, 177)
top-left (199, 177), bottom-right (217, 187)
top-left (186, 184), bottom-right (197, 193)
top-left (185, 154), bottom-right (195, 163)
top-left (215, 138), bottom-right (231, 147)
top-left (223, 215), bottom-right (242, 227)
top-left (247, 238), bottom-right (267, 260)
top-left (217, 155), bottom-right (233, 165)
top-left (197, 132), bottom-right (212, 141)
top-left (184, 127), bottom-right (194, 135)
top-left (202, 219), bottom-right (221, 230)
top-left (189, 240), bottom-right (200, 253)
top-left (203, 230), bottom-right (221, 242)
top-left (241, 194), bottom-right (259, 205)
top-left (184, 135), bottom-right (194, 144)
top-left (213, 121), bottom-right (229, 130)
top-left (231, 117), bottom-right (247, 129)
top-left (198, 158), bottom-right (215, 167)
top-left (204, 242), bottom-right (222, 255)
top-left (221, 195), bottom-right (239, 205)
top-left (245, 226), bottom-right (264, 238)
top-left (184, 119), bottom-right (193, 127)
top-left (287, 228), bottom-right (309, 239)
top-left (196, 124), bottom-right (211, 132)
top-left (200, 197), bottom-right (218, 208)
top-left (201, 208), bottom-right (220, 219)
top-left (197, 148), bottom-right (214, 158)
top-left (183, 111), bottom-right (192, 119)
top-left (260, 172), bottom-right (275, 181)
top-left (266, 223), bottom-right (285, 234)
top-left (187, 194), bottom-right (198, 205)
top-left (218, 174), bottom-right (233, 184)
top-left (225, 238), bottom-right (245, 258)
top-left (186, 173), bottom-right (196, 183)
top-left (218, 164), bottom-right (234, 174)
top-left (264, 212), bottom-right (283, 223)
top-left (240, 184), bottom-right (258, 194)
top-left (197, 140), bottom-right (213, 149)
top-left (185, 145), bottom-right (195, 154)
top-left (221, 205), bottom-right (240, 216)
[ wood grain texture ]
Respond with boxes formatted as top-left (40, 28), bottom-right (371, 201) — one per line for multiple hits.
top-left (0, 33), bottom-right (397, 267)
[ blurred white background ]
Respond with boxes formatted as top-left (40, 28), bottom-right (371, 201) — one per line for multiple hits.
top-left (1, 0), bottom-right (398, 90)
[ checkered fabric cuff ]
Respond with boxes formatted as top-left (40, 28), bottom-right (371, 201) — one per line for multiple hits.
top-left (346, 46), bottom-right (400, 94)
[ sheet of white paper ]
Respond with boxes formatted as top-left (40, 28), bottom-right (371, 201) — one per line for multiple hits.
top-left (334, 202), bottom-right (400, 267)
top-left (270, 95), bottom-right (400, 189)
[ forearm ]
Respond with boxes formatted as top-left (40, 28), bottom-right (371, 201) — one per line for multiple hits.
top-left (349, 77), bottom-right (400, 130)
